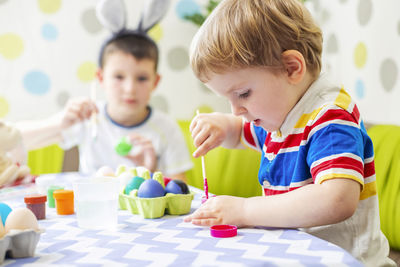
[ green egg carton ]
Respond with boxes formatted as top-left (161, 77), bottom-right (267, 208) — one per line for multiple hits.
top-left (119, 191), bottom-right (194, 219)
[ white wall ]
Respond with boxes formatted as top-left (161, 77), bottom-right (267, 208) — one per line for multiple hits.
top-left (0, 0), bottom-right (230, 123)
top-left (307, 0), bottom-right (400, 125)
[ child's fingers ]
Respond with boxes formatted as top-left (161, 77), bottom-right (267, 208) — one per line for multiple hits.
top-left (191, 218), bottom-right (218, 226)
top-left (193, 136), bottom-right (218, 157)
top-left (189, 115), bottom-right (199, 132)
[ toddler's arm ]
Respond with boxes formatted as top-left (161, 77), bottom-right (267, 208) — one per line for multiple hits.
top-left (190, 112), bottom-right (243, 157)
top-left (184, 178), bottom-right (361, 228)
top-left (16, 97), bottom-right (97, 150)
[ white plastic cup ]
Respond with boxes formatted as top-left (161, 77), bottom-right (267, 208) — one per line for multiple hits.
top-left (72, 177), bottom-right (119, 230)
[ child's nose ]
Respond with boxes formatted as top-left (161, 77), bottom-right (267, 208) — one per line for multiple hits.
top-left (124, 80), bottom-right (137, 94)
top-left (230, 103), bottom-right (246, 116)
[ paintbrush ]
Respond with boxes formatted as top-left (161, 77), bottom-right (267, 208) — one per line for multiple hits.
top-left (196, 110), bottom-right (209, 200)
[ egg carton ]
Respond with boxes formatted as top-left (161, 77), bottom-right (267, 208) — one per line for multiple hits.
top-left (0, 229), bottom-right (42, 264)
top-left (119, 191), bottom-right (195, 219)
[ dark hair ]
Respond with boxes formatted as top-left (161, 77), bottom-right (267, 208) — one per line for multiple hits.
top-left (99, 30), bottom-right (159, 70)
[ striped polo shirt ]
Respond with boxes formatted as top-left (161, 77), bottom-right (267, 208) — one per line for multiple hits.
top-left (241, 74), bottom-right (394, 266)
top-left (241, 74), bottom-right (376, 200)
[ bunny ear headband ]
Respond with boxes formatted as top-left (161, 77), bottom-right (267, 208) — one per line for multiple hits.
top-left (96, 0), bottom-right (171, 66)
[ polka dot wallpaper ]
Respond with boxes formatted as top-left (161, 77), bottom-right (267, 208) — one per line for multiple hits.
top-left (0, 0), bottom-right (399, 125)
top-left (0, 0), bottom-right (229, 122)
top-left (307, 0), bottom-right (400, 125)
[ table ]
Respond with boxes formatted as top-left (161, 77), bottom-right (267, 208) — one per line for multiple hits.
top-left (1, 173), bottom-right (362, 266)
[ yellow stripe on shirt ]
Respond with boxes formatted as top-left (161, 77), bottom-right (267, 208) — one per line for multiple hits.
top-left (360, 180), bottom-right (377, 200)
top-left (294, 107), bottom-right (322, 128)
top-left (334, 87), bottom-right (352, 110)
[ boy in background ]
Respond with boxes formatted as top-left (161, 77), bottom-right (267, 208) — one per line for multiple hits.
top-left (184, 0), bottom-right (394, 265)
top-left (18, 33), bottom-right (193, 181)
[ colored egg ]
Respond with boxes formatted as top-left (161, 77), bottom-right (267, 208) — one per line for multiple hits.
top-left (165, 180), bottom-right (189, 194)
top-left (125, 176), bottom-right (145, 195)
top-left (137, 179), bottom-right (165, 198)
top-left (0, 202), bottom-right (12, 226)
top-left (115, 137), bottom-right (132, 156)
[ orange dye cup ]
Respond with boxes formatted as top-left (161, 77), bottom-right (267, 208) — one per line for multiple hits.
top-left (53, 189), bottom-right (74, 215)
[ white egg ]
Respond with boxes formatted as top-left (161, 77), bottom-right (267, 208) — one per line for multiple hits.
top-left (5, 208), bottom-right (39, 233)
top-left (95, 166), bottom-right (115, 177)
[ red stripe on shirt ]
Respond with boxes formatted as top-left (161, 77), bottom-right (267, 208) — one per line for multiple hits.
top-left (263, 186), bottom-right (301, 196)
top-left (265, 109), bottom-right (359, 154)
top-left (364, 161), bottom-right (375, 178)
top-left (243, 122), bottom-right (256, 148)
top-left (351, 105), bottom-right (360, 123)
top-left (310, 156), bottom-right (364, 180)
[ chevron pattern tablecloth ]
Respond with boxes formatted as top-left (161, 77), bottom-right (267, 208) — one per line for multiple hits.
top-left (2, 173), bottom-right (362, 267)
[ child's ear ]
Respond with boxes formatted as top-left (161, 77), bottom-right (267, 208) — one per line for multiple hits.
top-left (152, 74), bottom-right (161, 91)
top-left (281, 50), bottom-right (306, 84)
top-left (96, 68), bottom-right (104, 83)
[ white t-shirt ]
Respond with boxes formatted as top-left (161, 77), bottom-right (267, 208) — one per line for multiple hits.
top-left (61, 103), bottom-right (193, 176)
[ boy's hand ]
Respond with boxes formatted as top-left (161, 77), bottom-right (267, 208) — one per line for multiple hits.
top-left (183, 195), bottom-right (247, 227)
top-left (125, 133), bottom-right (157, 173)
top-left (61, 97), bottom-right (98, 130)
top-left (190, 112), bottom-right (242, 157)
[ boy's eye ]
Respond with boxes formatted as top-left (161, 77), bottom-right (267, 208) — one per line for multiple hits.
top-left (115, 74), bottom-right (124, 80)
top-left (138, 76), bottom-right (148, 82)
top-left (238, 90), bottom-right (251, 99)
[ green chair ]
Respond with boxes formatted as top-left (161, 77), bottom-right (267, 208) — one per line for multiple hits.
top-left (27, 144), bottom-right (64, 175)
top-left (368, 125), bottom-right (400, 250)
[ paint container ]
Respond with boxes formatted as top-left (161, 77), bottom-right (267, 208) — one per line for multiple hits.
top-left (47, 185), bottom-right (64, 208)
top-left (24, 194), bottom-right (47, 220)
top-left (53, 190), bottom-right (74, 215)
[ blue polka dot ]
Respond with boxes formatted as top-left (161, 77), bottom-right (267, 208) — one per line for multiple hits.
top-left (23, 71), bottom-right (51, 95)
top-left (355, 79), bottom-right (365, 99)
top-left (41, 23), bottom-right (58, 41)
top-left (176, 0), bottom-right (201, 19)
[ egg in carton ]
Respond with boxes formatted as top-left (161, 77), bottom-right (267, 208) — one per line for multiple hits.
top-left (117, 169), bottom-right (194, 219)
top-left (0, 207), bottom-right (43, 264)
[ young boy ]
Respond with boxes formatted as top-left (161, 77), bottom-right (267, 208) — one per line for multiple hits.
top-left (18, 33), bottom-right (193, 180)
top-left (183, 0), bottom-right (395, 265)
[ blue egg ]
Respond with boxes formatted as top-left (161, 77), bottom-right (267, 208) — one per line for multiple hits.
top-left (0, 203), bottom-right (12, 226)
top-left (165, 180), bottom-right (189, 194)
top-left (125, 176), bottom-right (145, 195)
top-left (137, 179), bottom-right (165, 198)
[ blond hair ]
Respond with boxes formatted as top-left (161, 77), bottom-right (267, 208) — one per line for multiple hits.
top-left (190, 0), bottom-right (323, 82)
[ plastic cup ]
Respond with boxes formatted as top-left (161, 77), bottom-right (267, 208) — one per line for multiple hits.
top-left (72, 177), bottom-right (119, 230)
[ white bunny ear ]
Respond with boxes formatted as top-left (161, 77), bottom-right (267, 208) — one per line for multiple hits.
top-left (96, 0), bottom-right (127, 33)
top-left (139, 0), bottom-right (171, 32)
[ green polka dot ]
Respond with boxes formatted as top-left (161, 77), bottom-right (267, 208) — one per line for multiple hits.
top-left (77, 62), bottom-right (96, 82)
top-left (167, 46), bottom-right (189, 71)
top-left (380, 59), bottom-right (398, 92)
top-left (38, 0), bottom-right (62, 14)
top-left (148, 24), bottom-right (163, 42)
top-left (150, 95), bottom-right (169, 113)
top-left (81, 8), bottom-right (102, 34)
top-left (354, 42), bottom-right (367, 69)
top-left (357, 0), bottom-right (372, 26)
top-left (0, 97), bottom-right (9, 118)
top-left (57, 91), bottom-right (70, 107)
top-left (0, 33), bottom-right (24, 60)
